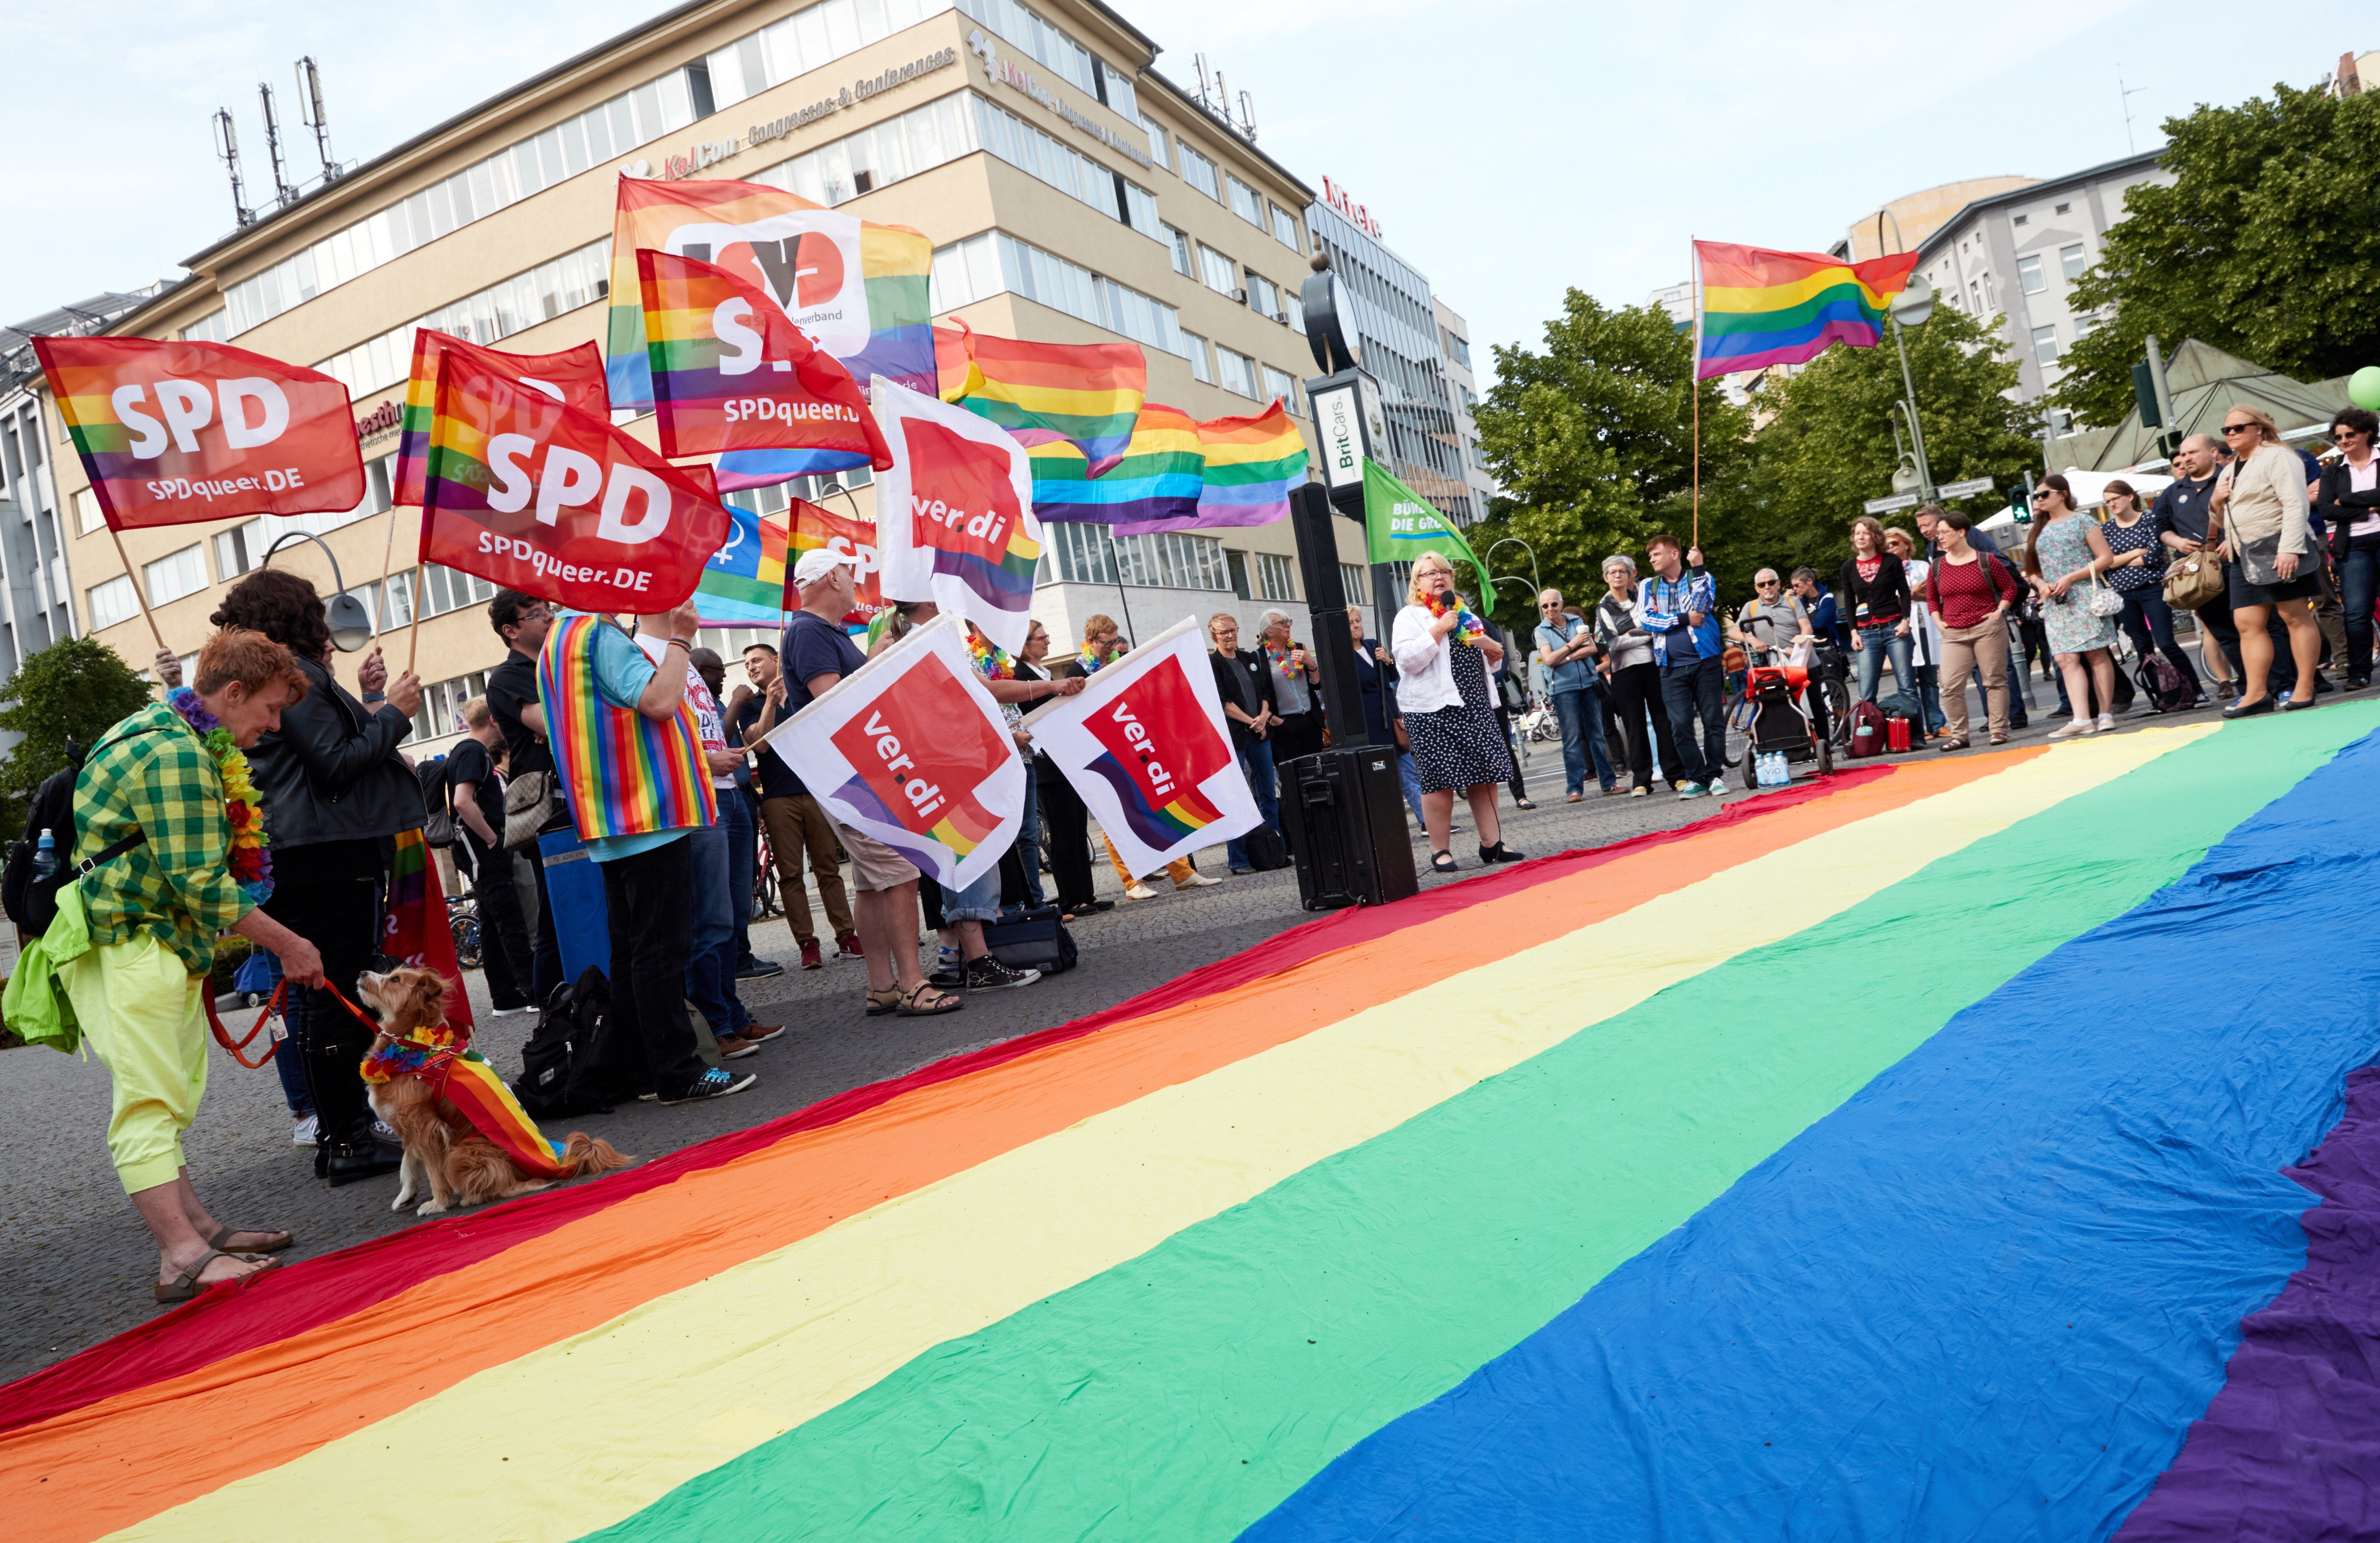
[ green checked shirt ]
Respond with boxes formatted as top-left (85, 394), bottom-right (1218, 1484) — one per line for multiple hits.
top-left (73, 701), bottom-right (253, 975)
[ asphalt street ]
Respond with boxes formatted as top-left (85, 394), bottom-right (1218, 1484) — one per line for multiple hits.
top-left (0, 673), bottom-right (2258, 1380)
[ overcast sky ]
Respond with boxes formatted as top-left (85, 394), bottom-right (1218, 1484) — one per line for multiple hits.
top-left (4, 0), bottom-right (2349, 383)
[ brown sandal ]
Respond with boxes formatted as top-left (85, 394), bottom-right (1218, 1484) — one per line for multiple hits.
top-left (865, 987), bottom-right (903, 1017)
top-left (154, 1249), bottom-right (279, 1305)
top-left (209, 1225), bottom-right (293, 1254)
top-left (896, 983), bottom-right (963, 1017)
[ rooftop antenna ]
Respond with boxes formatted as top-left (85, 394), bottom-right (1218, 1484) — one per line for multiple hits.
top-left (294, 56), bottom-right (339, 183)
top-left (1193, 53), bottom-right (1211, 108)
top-left (211, 108), bottom-right (256, 228)
top-left (2118, 68), bottom-right (2149, 155)
top-left (1237, 88), bottom-right (1257, 141)
top-left (258, 81), bottom-right (293, 205)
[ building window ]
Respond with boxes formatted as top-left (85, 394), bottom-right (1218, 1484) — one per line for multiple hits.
top-left (1247, 273), bottom-right (1281, 320)
top-left (2060, 243), bottom-right (2087, 282)
top-left (213, 520), bottom-right (264, 581)
top-left (1251, 552), bottom-right (1298, 600)
top-left (1115, 529), bottom-right (1229, 591)
top-left (1226, 174), bottom-right (1265, 229)
top-left (144, 544), bottom-right (207, 607)
top-left (1214, 345), bottom-right (1257, 399)
top-left (930, 230), bottom-right (1188, 358)
top-left (180, 311), bottom-right (228, 345)
top-left (956, 0), bottom-right (1098, 94)
top-left (1178, 142), bottom-right (1220, 200)
top-left (1338, 563), bottom-right (1367, 605)
top-left (1197, 243), bottom-right (1237, 296)
top-left (1269, 203), bottom-right (1301, 252)
top-left (1091, 57), bottom-right (1137, 119)
top-left (972, 93), bottom-right (1164, 230)
top-left (315, 237), bottom-right (612, 394)
top-left (1181, 331), bottom-right (1213, 385)
top-left (2032, 325), bottom-right (2060, 366)
top-left (2013, 214), bottom-right (2029, 227)
top-left (1441, 329), bottom-right (1472, 369)
top-left (1139, 111), bottom-right (1167, 164)
top-left (73, 487), bottom-right (105, 534)
top-left (2054, 201), bottom-right (2070, 214)
top-left (411, 668), bottom-right (494, 742)
top-left (88, 575), bottom-right (138, 631)
top-left (2017, 254), bottom-right (2045, 294)
top-left (1261, 365), bottom-right (1299, 413)
top-left (1969, 280), bottom-right (1984, 313)
top-left (372, 563), bottom-right (500, 631)
top-left (1165, 224), bottom-right (1193, 277)
top-left (1118, 178), bottom-right (1161, 240)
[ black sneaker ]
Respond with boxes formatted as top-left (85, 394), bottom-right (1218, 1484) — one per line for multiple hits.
top-left (963, 955), bottom-right (1041, 991)
top-left (736, 957), bottom-right (786, 980)
top-left (659, 1067), bottom-right (758, 1104)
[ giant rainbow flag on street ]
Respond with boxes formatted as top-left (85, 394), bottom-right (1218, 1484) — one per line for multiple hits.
top-left (12, 710), bottom-right (2380, 1541)
top-left (1694, 240), bottom-right (1922, 379)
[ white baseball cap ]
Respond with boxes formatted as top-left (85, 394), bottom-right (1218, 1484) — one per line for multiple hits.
top-left (791, 547), bottom-right (861, 587)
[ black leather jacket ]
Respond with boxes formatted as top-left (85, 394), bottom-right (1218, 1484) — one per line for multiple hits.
top-left (247, 655), bottom-right (424, 849)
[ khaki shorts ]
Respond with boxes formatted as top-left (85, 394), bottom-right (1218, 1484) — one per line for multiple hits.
top-left (826, 817), bottom-right (921, 893)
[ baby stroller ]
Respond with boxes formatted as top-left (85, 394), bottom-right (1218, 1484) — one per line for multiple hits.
top-left (1733, 652), bottom-right (1835, 788)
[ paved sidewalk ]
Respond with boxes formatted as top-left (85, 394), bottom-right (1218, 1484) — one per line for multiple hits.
top-left (0, 688), bottom-right (2251, 1380)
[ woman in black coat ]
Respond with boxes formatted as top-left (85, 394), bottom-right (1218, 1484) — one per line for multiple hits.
top-left (210, 570), bottom-right (426, 1185)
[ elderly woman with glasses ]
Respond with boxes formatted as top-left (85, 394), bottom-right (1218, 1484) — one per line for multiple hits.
top-left (2214, 404), bottom-right (2324, 715)
top-left (1595, 553), bottom-right (1683, 797)
top-left (1533, 587), bottom-right (1617, 800)
top-left (1393, 552), bottom-right (1522, 872)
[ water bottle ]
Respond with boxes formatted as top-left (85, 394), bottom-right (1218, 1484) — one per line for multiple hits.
top-left (1765, 752), bottom-right (1787, 788)
top-left (30, 828), bottom-right (57, 882)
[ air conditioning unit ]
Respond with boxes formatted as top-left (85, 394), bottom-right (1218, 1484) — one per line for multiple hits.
top-left (1234, 287), bottom-right (1249, 305)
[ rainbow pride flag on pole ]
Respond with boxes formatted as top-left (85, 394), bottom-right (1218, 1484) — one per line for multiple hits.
top-left (1693, 240), bottom-right (1921, 379)
top-left (1180, 401), bottom-right (1309, 534)
top-left (15, 714), bottom-right (2380, 1542)
top-left (1025, 402), bottom-right (1309, 534)
top-left (936, 322), bottom-right (1147, 477)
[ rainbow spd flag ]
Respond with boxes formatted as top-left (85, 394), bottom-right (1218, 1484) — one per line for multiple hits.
top-left (1693, 240), bottom-right (1922, 379)
top-left (937, 322), bottom-right (1147, 477)
top-left (17, 716), bottom-right (2380, 1543)
top-left (392, 331), bottom-right (608, 507)
top-left (607, 176), bottom-right (932, 480)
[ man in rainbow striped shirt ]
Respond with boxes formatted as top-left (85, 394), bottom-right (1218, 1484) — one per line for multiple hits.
top-left (538, 595), bottom-right (758, 1106)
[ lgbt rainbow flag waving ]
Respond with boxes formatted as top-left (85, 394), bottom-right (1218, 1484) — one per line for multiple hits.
top-left (1025, 401), bottom-right (1309, 535)
top-left (1693, 240), bottom-right (1921, 379)
top-left (935, 322), bottom-right (1147, 477)
top-left (14, 713), bottom-right (2380, 1543)
top-left (692, 501), bottom-right (790, 629)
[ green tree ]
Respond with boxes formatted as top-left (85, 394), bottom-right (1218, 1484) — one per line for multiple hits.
top-left (0, 637), bottom-right (155, 840)
top-left (2050, 82), bottom-right (2380, 426)
top-left (1756, 303), bottom-right (2043, 579)
top-left (1468, 290), bottom-right (1762, 627)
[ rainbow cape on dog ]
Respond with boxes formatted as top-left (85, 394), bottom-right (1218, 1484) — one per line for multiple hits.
top-left (361, 1027), bottom-right (570, 1180)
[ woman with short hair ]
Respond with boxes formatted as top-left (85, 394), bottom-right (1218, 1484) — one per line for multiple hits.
top-left (1393, 552), bottom-right (1522, 871)
top-left (2215, 403), bottom-right (2324, 715)
top-left (1256, 609), bottom-right (1324, 765)
top-left (1838, 515), bottom-right (1914, 705)
top-left (1595, 554), bottom-right (1681, 797)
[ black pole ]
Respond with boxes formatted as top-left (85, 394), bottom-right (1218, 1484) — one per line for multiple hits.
top-left (1287, 481), bottom-right (1370, 748)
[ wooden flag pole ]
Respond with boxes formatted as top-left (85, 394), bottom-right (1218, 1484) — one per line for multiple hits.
top-left (106, 526), bottom-right (169, 657)
top-left (404, 565), bottom-right (427, 676)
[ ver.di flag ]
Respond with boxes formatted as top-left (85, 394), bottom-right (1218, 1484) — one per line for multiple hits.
top-left (1018, 615), bottom-right (1260, 877)
top-left (1363, 458), bottom-right (1492, 598)
top-left (421, 353), bottom-right (732, 613)
top-left (392, 331), bottom-right (609, 507)
top-left (634, 248), bottom-right (891, 474)
top-left (755, 613), bottom-right (1022, 891)
top-left (34, 336), bottom-right (365, 530)
top-left (871, 378), bottom-right (1042, 655)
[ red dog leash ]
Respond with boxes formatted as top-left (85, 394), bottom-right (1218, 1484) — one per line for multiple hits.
top-left (203, 978), bottom-right (383, 1070)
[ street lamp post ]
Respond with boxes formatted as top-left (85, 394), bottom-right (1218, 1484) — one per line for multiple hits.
top-left (1488, 537), bottom-right (1540, 597)
top-left (1873, 208), bottom-right (1938, 505)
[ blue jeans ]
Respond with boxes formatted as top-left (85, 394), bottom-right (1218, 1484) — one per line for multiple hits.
top-left (1396, 745), bottom-right (1426, 828)
top-left (1550, 688), bottom-right (1616, 794)
top-left (684, 806), bottom-right (748, 1040)
top-left (1226, 735), bottom-right (1280, 868)
top-left (1854, 624), bottom-right (1914, 703)
top-left (2339, 535), bottom-right (2380, 677)
top-left (1014, 758), bottom-right (1047, 909)
top-left (939, 864), bottom-right (1002, 925)
top-left (1912, 663), bottom-right (1946, 733)
top-left (722, 785), bottom-right (758, 967)
top-left (1657, 656), bottom-right (1725, 788)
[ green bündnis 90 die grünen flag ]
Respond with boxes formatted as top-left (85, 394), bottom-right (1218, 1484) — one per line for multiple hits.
top-left (1362, 459), bottom-right (1490, 601)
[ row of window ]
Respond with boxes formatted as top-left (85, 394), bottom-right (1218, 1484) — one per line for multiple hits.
top-left (2017, 243), bottom-right (2090, 295)
top-left (955, 0), bottom-right (1136, 117)
top-left (1167, 228), bottom-right (1303, 335)
top-left (932, 229), bottom-right (1187, 360)
top-left (1035, 523), bottom-right (1369, 606)
top-left (970, 94), bottom-right (1159, 238)
top-left (707, 0), bottom-right (964, 114)
top-left (314, 237), bottom-right (612, 396)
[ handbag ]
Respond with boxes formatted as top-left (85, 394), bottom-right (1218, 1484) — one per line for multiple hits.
top-left (2163, 548), bottom-right (2225, 610)
top-left (2240, 533), bottom-right (2288, 588)
top-left (502, 768), bottom-right (558, 850)
top-left (2084, 574), bottom-right (2125, 618)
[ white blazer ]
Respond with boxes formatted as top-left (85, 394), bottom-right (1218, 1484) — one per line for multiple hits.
top-left (1392, 602), bottom-right (1497, 715)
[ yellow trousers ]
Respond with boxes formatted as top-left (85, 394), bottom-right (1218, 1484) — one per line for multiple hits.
top-left (61, 935), bottom-right (208, 1195)
top-left (1105, 836), bottom-right (1194, 887)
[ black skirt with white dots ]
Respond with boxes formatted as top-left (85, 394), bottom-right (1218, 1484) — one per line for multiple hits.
top-left (1407, 646), bottom-right (1515, 792)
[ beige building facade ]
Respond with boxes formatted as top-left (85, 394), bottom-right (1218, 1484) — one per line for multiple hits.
top-left (46, 0), bottom-right (1367, 757)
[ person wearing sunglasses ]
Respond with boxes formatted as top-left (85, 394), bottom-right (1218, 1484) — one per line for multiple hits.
top-left (2211, 405), bottom-right (2323, 715)
top-left (1733, 570), bottom-right (1812, 664)
top-left (1533, 588), bottom-right (1618, 800)
top-left (2316, 406), bottom-right (2380, 689)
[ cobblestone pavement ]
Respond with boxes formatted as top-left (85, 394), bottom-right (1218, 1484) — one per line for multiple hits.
top-left (0, 678), bottom-right (2255, 1380)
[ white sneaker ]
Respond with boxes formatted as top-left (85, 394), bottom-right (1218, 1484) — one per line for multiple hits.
top-left (1174, 872), bottom-right (1223, 889)
top-left (490, 1003), bottom-right (536, 1018)
top-left (291, 1115), bottom-right (318, 1146)
top-left (2095, 713), bottom-right (2116, 733)
top-left (1123, 882), bottom-right (1157, 900)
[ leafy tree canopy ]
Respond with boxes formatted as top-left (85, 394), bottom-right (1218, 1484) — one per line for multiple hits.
top-left (2050, 81), bottom-right (2380, 426)
top-left (0, 637), bottom-right (155, 840)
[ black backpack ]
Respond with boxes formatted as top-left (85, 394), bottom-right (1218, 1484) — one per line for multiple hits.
top-left (418, 757), bottom-right (456, 848)
top-left (2138, 652), bottom-right (2193, 712)
top-left (2, 729), bottom-right (161, 936)
top-left (513, 966), bottom-right (625, 1117)
top-left (1240, 821), bottom-right (1292, 871)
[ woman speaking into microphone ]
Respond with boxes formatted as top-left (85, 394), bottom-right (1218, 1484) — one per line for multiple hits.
top-left (1392, 551), bottom-right (1523, 874)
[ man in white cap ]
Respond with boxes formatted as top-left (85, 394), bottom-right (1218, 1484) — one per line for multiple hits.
top-left (776, 548), bottom-right (960, 1016)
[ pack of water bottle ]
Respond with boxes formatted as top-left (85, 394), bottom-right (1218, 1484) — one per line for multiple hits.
top-left (1754, 752), bottom-right (1792, 788)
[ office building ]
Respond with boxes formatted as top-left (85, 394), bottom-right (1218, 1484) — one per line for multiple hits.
top-left (41, 0), bottom-right (1370, 755)
top-left (1433, 298), bottom-right (1497, 516)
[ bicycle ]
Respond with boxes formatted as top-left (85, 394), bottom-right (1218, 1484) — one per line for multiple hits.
top-left (752, 825), bottom-right (782, 920)
top-left (447, 893), bottom-right (482, 971)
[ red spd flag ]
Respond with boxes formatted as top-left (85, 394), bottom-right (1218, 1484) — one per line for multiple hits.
top-left (754, 614), bottom-right (1023, 890)
top-left (421, 354), bottom-right (732, 612)
top-left (33, 336), bottom-right (364, 530)
top-left (1017, 615), bottom-right (1262, 875)
top-left (392, 331), bottom-right (608, 507)
top-left (636, 249), bottom-right (892, 468)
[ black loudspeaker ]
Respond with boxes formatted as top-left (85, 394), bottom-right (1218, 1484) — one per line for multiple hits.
top-left (1278, 746), bottom-right (1419, 911)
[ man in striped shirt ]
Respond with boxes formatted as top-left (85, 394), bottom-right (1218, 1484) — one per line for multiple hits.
top-left (1637, 533), bottom-right (1726, 799)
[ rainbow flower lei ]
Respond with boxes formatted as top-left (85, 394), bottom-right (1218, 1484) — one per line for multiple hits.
top-left (1262, 639), bottom-right (1306, 681)
top-left (965, 629), bottom-right (1016, 681)
top-left (168, 687), bottom-right (273, 903)
top-left (1076, 642), bottom-right (1111, 675)
top-left (1423, 589), bottom-right (1490, 649)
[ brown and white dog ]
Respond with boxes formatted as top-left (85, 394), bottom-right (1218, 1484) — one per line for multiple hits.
top-left (358, 965), bottom-right (633, 1214)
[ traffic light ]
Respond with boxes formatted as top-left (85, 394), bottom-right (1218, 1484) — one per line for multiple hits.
top-left (2008, 486), bottom-right (2031, 525)
top-left (2130, 361), bottom-right (2163, 429)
